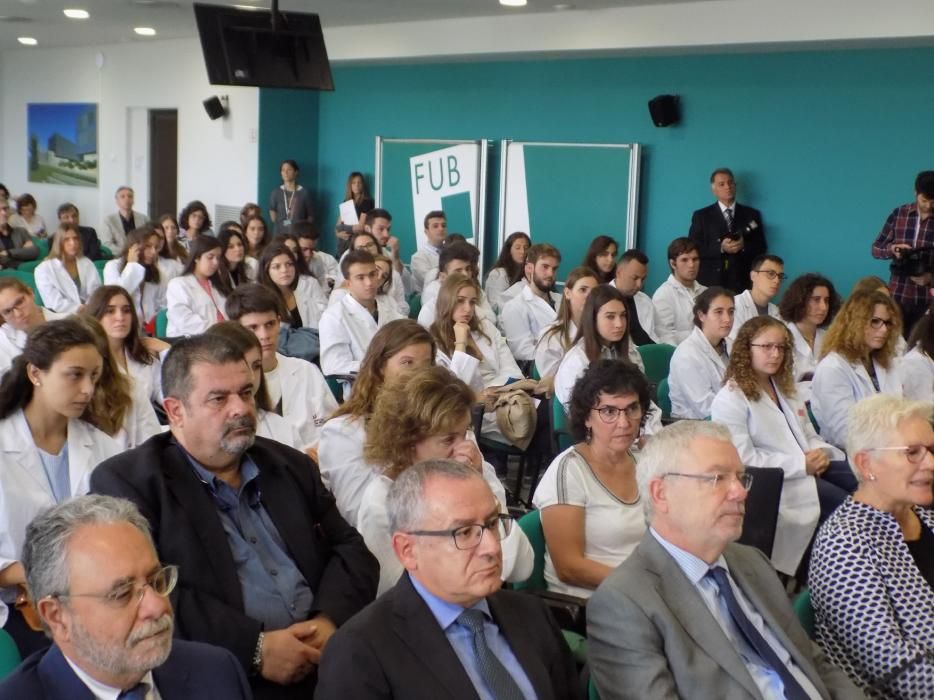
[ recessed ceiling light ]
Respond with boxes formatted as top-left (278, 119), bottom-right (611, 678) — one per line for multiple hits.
top-left (500, 0), bottom-right (527, 6)
top-left (233, 4), bottom-right (265, 10)
top-left (134, 27), bottom-right (157, 36)
top-left (63, 9), bottom-right (90, 19)
top-left (17, 36), bottom-right (37, 45)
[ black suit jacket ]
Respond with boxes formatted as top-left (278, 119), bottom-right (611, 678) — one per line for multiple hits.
top-left (78, 225), bottom-right (104, 261)
top-left (90, 432), bottom-right (379, 700)
top-left (688, 202), bottom-right (766, 292)
top-left (314, 573), bottom-right (582, 700)
top-left (0, 638), bottom-right (251, 699)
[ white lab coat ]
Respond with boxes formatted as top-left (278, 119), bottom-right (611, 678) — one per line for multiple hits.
top-left (409, 245), bottom-right (440, 293)
top-left (290, 274), bottom-right (327, 330)
top-left (274, 353), bottom-right (338, 449)
top-left (728, 289), bottom-right (779, 342)
top-left (0, 411), bottom-right (120, 626)
top-left (34, 258), bottom-right (101, 313)
top-left (899, 347), bottom-right (934, 402)
top-left (157, 257), bottom-right (184, 283)
top-left (103, 259), bottom-right (167, 324)
top-left (418, 284), bottom-right (496, 329)
top-left (711, 381), bottom-right (844, 575)
top-left (358, 461), bottom-right (534, 596)
top-left (651, 274), bottom-right (706, 346)
top-left (256, 409), bottom-right (304, 451)
top-left (472, 319), bottom-right (524, 388)
top-left (811, 351), bottom-right (903, 449)
top-left (334, 255), bottom-right (409, 317)
top-left (307, 251), bottom-right (339, 290)
top-left (668, 326), bottom-right (730, 420)
top-left (317, 415), bottom-right (376, 528)
top-left (165, 275), bottom-right (227, 337)
top-left (785, 323), bottom-right (826, 402)
top-left (534, 321), bottom-right (577, 379)
top-left (319, 293), bottom-right (404, 376)
top-left (484, 267), bottom-right (512, 314)
top-left (125, 351), bottom-right (163, 406)
top-left (498, 284), bottom-right (561, 361)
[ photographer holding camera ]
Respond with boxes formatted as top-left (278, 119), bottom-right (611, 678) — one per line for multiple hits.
top-left (872, 170), bottom-right (934, 335)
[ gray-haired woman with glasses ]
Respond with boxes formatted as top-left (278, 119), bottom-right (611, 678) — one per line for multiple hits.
top-left (533, 360), bottom-right (651, 598)
top-left (711, 316), bottom-right (855, 578)
top-left (809, 394), bottom-right (934, 699)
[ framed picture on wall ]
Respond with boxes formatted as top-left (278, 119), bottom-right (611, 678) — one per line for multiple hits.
top-left (27, 102), bottom-right (99, 187)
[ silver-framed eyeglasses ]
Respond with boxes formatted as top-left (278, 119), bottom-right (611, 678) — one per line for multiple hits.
top-left (866, 445), bottom-right (933, 465)
top-left (591, 404), bottom-right (643, 424)
top-left (408, 514), bottom-right (514, 550)
top-left (663, 471), bottom-right (754, 490)
top-left (51, 565), bottom-right (178, 609)
top-left (749, 343), bottom-right (790, 354)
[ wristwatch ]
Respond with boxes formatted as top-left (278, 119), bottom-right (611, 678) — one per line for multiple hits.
top-left (251, 631), bottom-right (265, 676)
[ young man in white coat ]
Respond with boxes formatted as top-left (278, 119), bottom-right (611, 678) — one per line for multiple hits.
top-left (498, 243), bottom-right (563, 362)
top-left (613, 249), bottom-right (658, 345)
top-left (319, 250), bottom-right (404, 376)
top-left (226, 284), bottom-right (337, 452)
top-left (409, 210), bottom-right (447, 293)
top-left (728, 253), bottom-right (784, 341)
top-left (652, 237), bottom-right (707, 346)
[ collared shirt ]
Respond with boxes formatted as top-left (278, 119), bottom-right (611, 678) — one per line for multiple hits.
top-left (650, 529), bottom-right (821, 700)
top-left (872, 202), bottom-right (934, 304)
top-left (409, 575), bottom-right (536, 700)
top-left (65, 658), bottom-right (161, 700)
top-left (183, 448), bottom-right (313, 630)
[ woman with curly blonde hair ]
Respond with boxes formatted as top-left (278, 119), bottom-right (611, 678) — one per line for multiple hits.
top-left (811, 290), bottom-right (903, 450)
top-left (357, 365), bottom-right (533, 595)
top-left (712, 316), bottom-right (855, 577)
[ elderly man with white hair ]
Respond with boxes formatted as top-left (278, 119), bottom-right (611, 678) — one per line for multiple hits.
top-left (809, 394), bottom-right (934, 699)
top-left (587, 420), bottom-right (860, 700)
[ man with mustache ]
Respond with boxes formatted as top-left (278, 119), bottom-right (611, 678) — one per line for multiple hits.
top-left (0, 494), bottom-right (251, 698)
top-left (498, 242), bottom-right (562, 362)
top-left (90, 334), bottom-right (378, 700)
top-left (587, 421), bottom-right (859, 700)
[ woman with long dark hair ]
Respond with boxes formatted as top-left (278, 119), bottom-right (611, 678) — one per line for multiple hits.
top-left (156, 213), bottom-right (187, 277)
top-left (485, 231), bottom-right (531, 313)
top-left (218, 228), bottom-right (257, 288)
top-left (165, 235), bottom-right (231, 337)
top-left (535, 266), bottom-right (599, 380)
top-left (582, 235), bottom-right (619, 284)
top-left (335, 171), bottom-right (375, 256)
top-left (257, 242), bottom-right (326, 329)
top-left (779, 273), bottom-right (841, 389)
top-left (102, 227), bottom-right (166, 330)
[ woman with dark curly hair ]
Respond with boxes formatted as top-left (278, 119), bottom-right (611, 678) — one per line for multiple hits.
top-left (533, 359), bottom-right (649, 597)
top-left (581, 235), bottom-right (619, 284)
top-left (178, 199), bottom-right (212, 244)
top-left (711, 316), bottom-right (855, 576)
top-left (779, 273), bottom-right (841, 390)
top-left (358, 365), bottom-right (533, 595)
top-left (812, 290), bottom-right (904, 449)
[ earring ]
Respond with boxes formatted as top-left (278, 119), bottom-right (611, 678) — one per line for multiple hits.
top-left (868, 473), bottom-right (876, 481)
top-left (586, 427), bottom-right (593, 443)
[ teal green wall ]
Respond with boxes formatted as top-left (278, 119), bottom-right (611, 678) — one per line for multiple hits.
top-left (260, 46), bottom-right (934, 294)
top-left (257, 89), bottom-right (320, 225)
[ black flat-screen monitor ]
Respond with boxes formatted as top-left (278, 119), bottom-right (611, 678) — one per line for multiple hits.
top-left (194, 3), bottom-right (334, 90)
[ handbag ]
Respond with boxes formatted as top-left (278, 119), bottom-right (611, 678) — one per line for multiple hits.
top-left (493, 389), bottom-right (538, 450)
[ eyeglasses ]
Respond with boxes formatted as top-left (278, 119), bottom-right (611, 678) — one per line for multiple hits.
top-left (591, 404), bottom-right (643, 424)
top-left (869, 317), bottom-right (895, 330)
top-left (52, 565), bottom-right (178, 609)
top-left (754, 269), bottom-right (786, 282)
top-left (663, 471), bottom-right (754, 490)
top-left (0, 294), bottom-right (29, 318)
top-left (866, 445), bottom-right (934, 465)
top-left (749, 343), bottom-right (790, 354)
top-left (408, 514), bottom-right (514, 550)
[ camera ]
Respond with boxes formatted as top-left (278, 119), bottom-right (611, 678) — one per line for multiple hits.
top-left (724, 220), bottom-right (759, 241)
top-left (890, 246), bottom-right (934, 277)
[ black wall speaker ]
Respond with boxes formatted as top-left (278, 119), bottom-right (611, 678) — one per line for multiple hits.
top-left (203, 96), bottom-right (226, 120)
top-left (648, 94), bottom-right (680, 127)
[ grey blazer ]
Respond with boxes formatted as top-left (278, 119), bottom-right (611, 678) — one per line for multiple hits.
top-left (101, 210), bottom-right (148, 252)
top-left (587, 534), bottom-right (862, 699)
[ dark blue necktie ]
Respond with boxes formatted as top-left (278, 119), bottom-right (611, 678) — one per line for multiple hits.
top-left (707, 566), bottom-right (810, 700)
top-left (117, 681), bottom-right (149, 700)
top-left (457, 609), bottom-right (525, 700)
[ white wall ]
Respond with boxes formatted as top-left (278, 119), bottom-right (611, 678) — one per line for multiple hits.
top-left (0, 38), bottom-right (258, 236)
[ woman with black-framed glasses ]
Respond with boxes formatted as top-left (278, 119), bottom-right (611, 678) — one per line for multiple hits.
top-left (533, 359), bottom-right (650, 598)
top-left (712, 316), bottom-right (856, 578)
top-left (809, 394), bottom-right (934, 699)
top-left (812, 290), bottom-right (904, 450)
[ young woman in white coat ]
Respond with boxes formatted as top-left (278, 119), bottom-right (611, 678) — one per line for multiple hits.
top-left (711, 316), bottom-right (856, 578)
top-left (668, 286), bottom-right (735, 419)
top-left (554, 284), bottom-right (648, 404)
top-left (219, 228), bottom-right (256, 288)
top-left (901, 313), bottom-right (934, 402)
top-left (535, 266), bottom-right (599, 382)
top-left (156, 214), bottom-right (186, 279)
top-left (484, 231), bottom-right (530, 314)
top-left (778, 273), bottom-right (840, 399)
top-left (257, 242), bottom-right (326, 330)
top-left (103, 227), bottom-right (167, 331)
top-left (359, 365), bottom-right (533, 596)
top-left (34, 223), bottom-right (101, 314)
top-left (0, 320), bottom-right (120, 654)
top-left (812, 290), bottom-right (904, 450)
top-left (0, 277), bottom-right (63, 374)
top-left (165, 235), bottom-right (231, 337)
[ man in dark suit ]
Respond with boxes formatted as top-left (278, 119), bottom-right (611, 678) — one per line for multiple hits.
top-left (316, 459), bottom-right (581, 700)
top-left (91, 334), bottom-right (379, 700)
top-left (0, 494), bottom-right (252, 699)
top-left (689, 167), bottom-right (767, 292)
top-left (57, 203), bottom-right (105, 260)
top-left (587, 421), bottom-right (860, 699)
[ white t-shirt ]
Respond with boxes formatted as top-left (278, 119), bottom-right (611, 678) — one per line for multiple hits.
top-left (264, 364), bottom-right (283, 409)
top-left (532, 446), bottom-right (646, 598)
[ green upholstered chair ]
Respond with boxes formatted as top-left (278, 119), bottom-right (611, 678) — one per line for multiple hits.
top-left (793, 588), bottom-right (816, 639)
top-left (636, 343), bottom-right (676, 385)
top-left (656, 377), bottom-right (672, 419)
top-left (0, 628), bottom-right (21, 680)
top-left (155, 308), bottom-right (169, 339)
top-left (407, 292), bottom-right (421, 320)
top-left (552, 397), bottom-right (573, 453)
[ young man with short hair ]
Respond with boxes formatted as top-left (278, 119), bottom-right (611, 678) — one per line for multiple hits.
top-left (499, 243), bottom-right (562, 362)
top-left (226, 283), bottom-right (338, 449)
top-left (410, 210), bottom-right (447, 292)
top-left (102, 186), bottom-right (149, 252)
top-left (652, 237), bottom-right (708, 345)
top-left (614, 248), bottom-right (658, 345)
top-left (319, 250), bottom-right (405, 376)
top-left (728, 253), bottom-right (784, 341)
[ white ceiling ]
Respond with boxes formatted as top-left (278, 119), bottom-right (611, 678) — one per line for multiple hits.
top-left (0, 0), bottom-right (702, 51)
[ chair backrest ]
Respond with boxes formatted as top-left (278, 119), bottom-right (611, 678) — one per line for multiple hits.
top-left (737, 466), bottom-right (784, 558)
top-left (93, 258), bottom-right (108, 281)
top-left (656, 377), bottom-right (672, 418)
top-left (551, 396), bottom-right (573, 452)
top-left (588, 676), bottom-right (601, 700)
top-left (155, 308), bottom-right (169, 339)
top-left (636, 343), bottom-right (676, 384)
top-left (0, 628), bottom-right (21, 680)
top-left (514, 509), bottom-right (547, 591)
top-left (406, 292), bottom-right (421, 320)
top-left (792, 588), bottom-right (816, 638)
